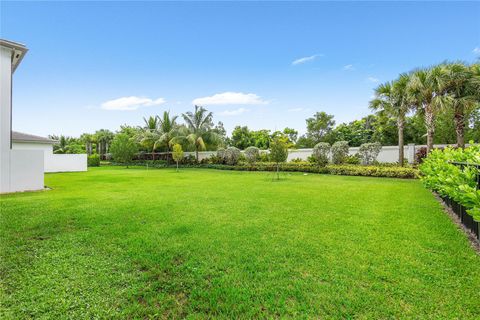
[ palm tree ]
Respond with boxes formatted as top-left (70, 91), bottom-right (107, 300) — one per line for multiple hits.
top-left (408, 66), bottom-right (446, 153)
top-left (370, 73), bottom-right (411, 166)
top-left (181, 105), bottom-right (219, 161)
top-left (94, 129), bottom-right (115, 159)
top-left (153, 111), bottom-right (179, 164)
top-left (80, 133), bottom-right (94, 155)
top-left (437, 63), bottom-right (480, 148)
top-left (143, 116), bottom-right (159, 131)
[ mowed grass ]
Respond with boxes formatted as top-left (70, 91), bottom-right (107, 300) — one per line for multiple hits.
top-left (1, 167), bottom-right (479, 319)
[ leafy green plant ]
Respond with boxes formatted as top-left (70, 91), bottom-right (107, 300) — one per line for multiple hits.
top-left (244, 146), bottom-right (260, 165)
top-left (331, 141), bottom-right (349, 164)
top-left (312, 142), bottom-right (330, 166)
top-left (109, 134), bottom-right (138, 168)
top-left (269, 137), bottom-right (289, 179)
top-left (358, 142), bottom-right (382, 165)
top-left (172, 144), bottom-right (184, 171)
top-left (224, 147), bottom-right (241, 165)
top-left (419, 143), bottom-right (480, 221)
top-left (87, 154), bottom-right (100, 167)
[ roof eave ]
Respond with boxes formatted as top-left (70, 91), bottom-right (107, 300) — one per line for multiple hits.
top-left (0, 39), bottom-right (28, 73)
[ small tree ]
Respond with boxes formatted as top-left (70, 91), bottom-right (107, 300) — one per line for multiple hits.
top-left (244, 146), bottom-right (260, 165)
top-left (110, 134), bottom-right (137, 168)
top-left (172, 143), bottom-right (184, 171)
top-left (312, 142), bottom-right (330, 167)
top-left (269, 137), bottom-right (289, 180)
top-left (331, 141), bottom-right (349, 164)
top-left (358, 142), bottom-right (382, 165)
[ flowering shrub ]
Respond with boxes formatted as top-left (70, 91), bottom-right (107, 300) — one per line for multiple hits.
top-left (419, 143), bottom-right (480, 221)
top-left (224, 147), bottom-right (242, 165)
top-left (331, 141), bottom-right (349, 164)
top-left (244, 146), bottom-right (260, 164)
top-left (312, 142), bottom-right (330, 166)
top-left (358, 142), bottom-right (382, 165)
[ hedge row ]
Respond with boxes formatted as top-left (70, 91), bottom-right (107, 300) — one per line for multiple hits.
top-left (105, 161), bottom-right (418, 179)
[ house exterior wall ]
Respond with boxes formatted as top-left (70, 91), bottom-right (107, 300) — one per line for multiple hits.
top-left (9, 150), bottom-right (44, 192)
top-left (12, 142), bottom-right (87, 173)
top-left (0, 46), bottom-right (13, 193)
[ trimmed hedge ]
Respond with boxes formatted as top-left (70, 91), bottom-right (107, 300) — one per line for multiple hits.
top-left (105, 160), bottom-right (418, 179)
top-left (87, 154), bottom-right (100, 167)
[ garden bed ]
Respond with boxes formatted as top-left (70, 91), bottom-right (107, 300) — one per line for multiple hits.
top-left (103, 161), bottom-right (419, 179)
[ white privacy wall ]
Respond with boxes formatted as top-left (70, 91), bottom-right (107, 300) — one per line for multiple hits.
top-left (185, 144), bottom-right (462, 164)
top-left (10, 150), bottom-right (44, 192)
top-left (12, 142), bottom-right (87, 173)
top-left (45, 154), bottom-right (87, 172)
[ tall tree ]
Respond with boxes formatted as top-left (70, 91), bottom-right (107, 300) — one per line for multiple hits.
top-left (80, 133), bottom-right (94, 155)
top-left (143, 116), bottom-right (159, 131)
top-left (440, 63), bottom-right (480, 147)
top-left (408, 66), bottom-right (446, 152)
top-left (94, 129), bottom-right (115, 159)
top-left (370, 73), bottom-right (411, 165)
top-left (305, 112), bottom-right (335, 143)
top-left (182, 105), bottom-right (219, 161)
top-left (154, 111), bottom-right (179, 163)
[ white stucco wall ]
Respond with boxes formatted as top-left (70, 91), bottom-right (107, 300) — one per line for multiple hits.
top-left (184, 144), bottom-right (466, 164)
top-left (9, 150), bottom-right (44, 192)
top-left (12, 142), bottom-right (87, 172)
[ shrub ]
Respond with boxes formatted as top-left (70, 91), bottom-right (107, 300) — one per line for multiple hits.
top-left (358, 142), bottom-right (382, 165)
top-left (87, 154), bottom-right (100, 167)
top-left (110, 134), bottom-right (138, 167)
top-left (224, 147), bottom-right (241, 165)
top-left (415, 147), bottom-right (428, 164)
top-left (259, 152), bottom-right (270, 162)
top-left (312, 142), bottom-right (330, 166)
top-left (344, 154), bottom-right (361, 165)
top-left (419, 143), bottom-right (480, 221)
top-left (290, 157), bottom-right (304, 163)
top-left (244, 146), bottom-right (260, 164)
top-left (331, 141), bottom-right (349, 164)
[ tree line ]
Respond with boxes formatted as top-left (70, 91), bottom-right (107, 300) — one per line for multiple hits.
top-left (52, 61), bottom-right (479, 166)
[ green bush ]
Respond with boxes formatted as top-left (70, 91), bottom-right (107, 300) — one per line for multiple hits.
top-left (87, 154), bottom-right (100, 167)
top-left (358, 142), bottom-right (382, 165)
top-left (312, 142), bottom-right (330, 166)
top-left (419, 143), bottom-right (480, 221)
top-left (224, 147), bottom-right (241, 165)
top-left (344, 154), bottom-right (361, 165)
top-left (244, 146), bottom-right (260, 164)
top-left (331, 141), bottom-right (349, 164)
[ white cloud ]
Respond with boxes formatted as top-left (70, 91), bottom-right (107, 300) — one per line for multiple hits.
top-left (292, 54), bottom-right (322, 66)
top-left (219, 108), bottom-right (249, 116)
top-left (343, 64), bottom-right (355, 71)
top-left (367, 76), bottom-right (379, 83)
top-left (192, 92), bottom-right (268, 106)
top-left (101, 96), bottom-right (165, 111)
top-left (473, 47), bottom-right (480, 55)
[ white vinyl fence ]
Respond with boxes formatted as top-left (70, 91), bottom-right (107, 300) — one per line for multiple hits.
top-left (184, 143), bottom-right (465, 164)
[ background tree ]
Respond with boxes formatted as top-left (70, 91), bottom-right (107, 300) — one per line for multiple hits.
top-left (283, 127), bottom-right (298, 144)
top-left (408, 66), bottom-right (445, 152)
top-left (230, 126), bottom-right (253, 149)
top-left (182, 105), bottom-right (219, 161)
top-left (212, 121), bottom-right (228, 147)
top-left (94, 129), bottom-right (115, 159)
top-left (172, 143), bottom-right (183, 171)
top-left (269, 136), bottom-right (289, 180)
top-left (110, 133), bottom-right (138, 168)
top-left (305, 112), bottom-right (335, 144)
top-left (79, 133), bottom-right (94, 155)
top-left (154, 111), bottom-right (179, 163)
top-left (370, 73), bottom-right (411, 165)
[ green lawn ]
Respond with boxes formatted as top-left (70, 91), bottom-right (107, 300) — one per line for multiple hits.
top-left (1, 167), bottom-right (479, 319)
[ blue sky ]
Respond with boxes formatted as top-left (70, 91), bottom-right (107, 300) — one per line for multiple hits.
top-left (2, 1), bottom-right (479, 137)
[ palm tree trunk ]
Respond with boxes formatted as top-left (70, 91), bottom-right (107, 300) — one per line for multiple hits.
top-left (454, 106), bottom-right (465, 148)
top-left (397, 118), bottom-right (405, 166)
top-left (425, 105), bottom-right (435, 153)
top-left (152, 146), bottom-right (155, 162)
top-left (166, 145), bottom-right (170, 165)
top-left (195, 149), bottom-right (199, 163)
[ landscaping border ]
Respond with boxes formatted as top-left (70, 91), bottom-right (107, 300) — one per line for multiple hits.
top-left (436, 194), bottom-right (480, 253)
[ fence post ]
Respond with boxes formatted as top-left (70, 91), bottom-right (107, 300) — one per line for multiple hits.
top-left (407, 144), bottom-right (416, 164)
